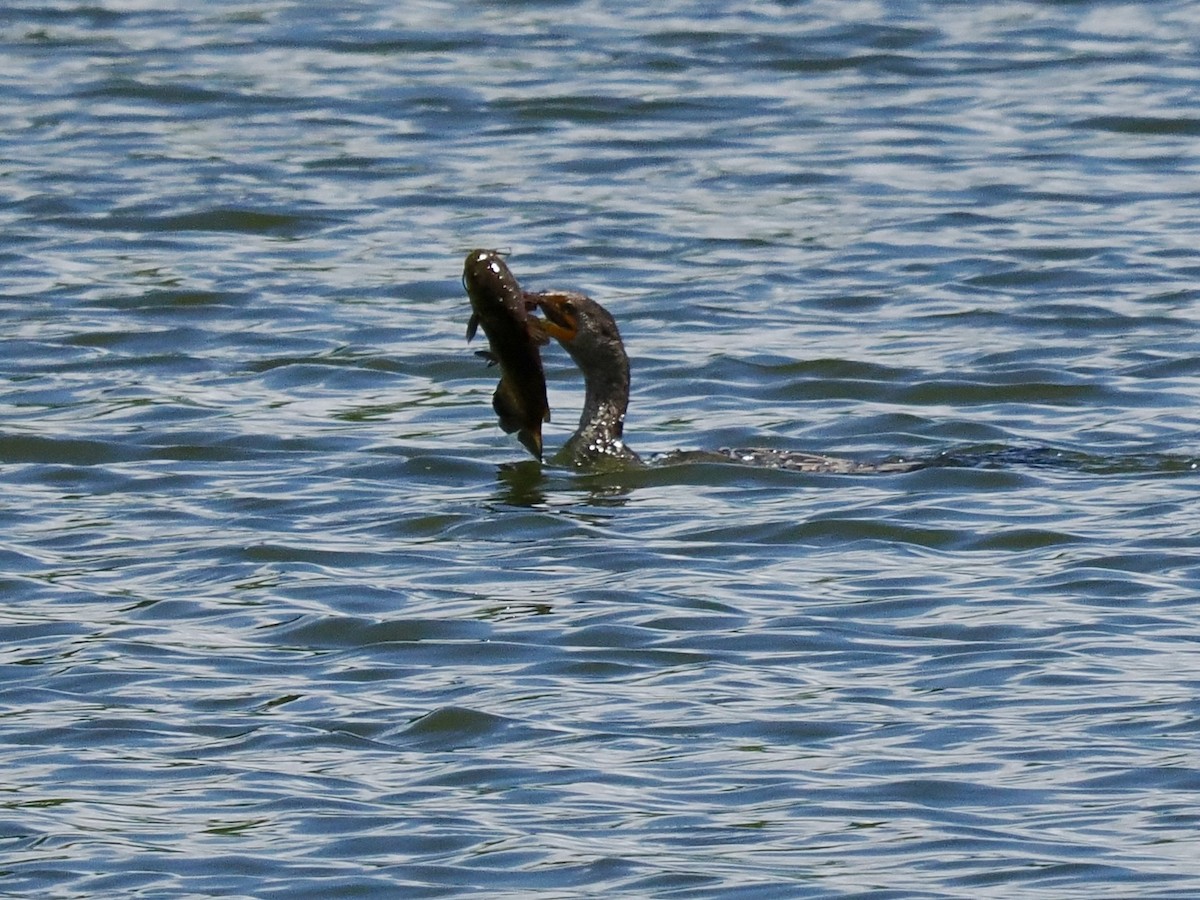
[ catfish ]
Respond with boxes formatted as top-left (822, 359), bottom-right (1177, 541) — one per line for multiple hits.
top-left (462, 249), bottom-right (551, 459)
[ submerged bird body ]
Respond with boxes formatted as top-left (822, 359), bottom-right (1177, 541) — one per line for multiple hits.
top-left (462, 250), bottom-right (550, 459)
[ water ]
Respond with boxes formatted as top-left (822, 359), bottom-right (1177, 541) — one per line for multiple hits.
top-left (2, 1), bottom-right (1200, 896)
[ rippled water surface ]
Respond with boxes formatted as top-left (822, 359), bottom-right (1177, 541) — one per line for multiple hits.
top-left (3, 2), bottom-right (1200, 897)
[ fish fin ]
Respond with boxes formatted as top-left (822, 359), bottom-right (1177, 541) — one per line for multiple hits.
top-left (493, 379), bottom-right (543, 458)
top-left (492, 380), bottom-right (524, 435)
top-left (474, 349), bottom-right (499, 367)
top-left (465, 313), bottom-right (479, 343)
top-left (517, 427), bottom-right (543, 460)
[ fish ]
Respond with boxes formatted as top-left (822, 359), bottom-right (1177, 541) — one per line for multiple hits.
top-left (462, 249), bottom-right (551, 459)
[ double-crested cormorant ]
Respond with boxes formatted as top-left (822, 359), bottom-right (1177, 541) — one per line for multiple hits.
top-left (532, 290), bottom-right (641, 467)
top-left (535, 289), bottom-right (919, 474)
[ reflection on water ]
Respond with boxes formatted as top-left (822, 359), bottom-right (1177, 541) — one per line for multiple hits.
top-left (493, 459), bottom-right (550, 508)
top-left (2, 1), bottom-right (1200, 897)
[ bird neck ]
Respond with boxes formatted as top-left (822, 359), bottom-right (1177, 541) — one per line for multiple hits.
top-left (559, 347), bottom-right (639, 466)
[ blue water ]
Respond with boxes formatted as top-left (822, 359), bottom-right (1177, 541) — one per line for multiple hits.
top-left (3, 2), bottom-right (1200, 897)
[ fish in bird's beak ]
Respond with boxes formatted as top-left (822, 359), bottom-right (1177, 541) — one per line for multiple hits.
top-left (461, 250), bottom-right (550, 459)
top-left (527, 290), bottom-right (583, 344)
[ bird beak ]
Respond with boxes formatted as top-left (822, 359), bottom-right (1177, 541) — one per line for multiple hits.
top-left (529, 291), bottom-right (579, 343)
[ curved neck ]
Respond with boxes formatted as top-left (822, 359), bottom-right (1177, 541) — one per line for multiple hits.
top-left (559, 344), bottom-right (640, 467)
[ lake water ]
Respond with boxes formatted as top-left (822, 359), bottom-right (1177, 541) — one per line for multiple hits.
top-left (3, 2), bottom-right (1200, 897)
